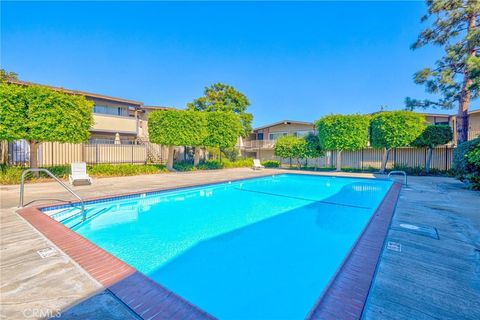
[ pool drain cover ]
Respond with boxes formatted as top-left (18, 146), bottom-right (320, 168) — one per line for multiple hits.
top-left (37, 247), bottom-right (58, 259)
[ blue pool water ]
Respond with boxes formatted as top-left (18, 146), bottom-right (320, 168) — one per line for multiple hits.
top-left (44, 174), bottom-right (392, 319)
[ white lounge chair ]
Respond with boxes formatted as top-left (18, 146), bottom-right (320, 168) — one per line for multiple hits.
top-left (69, 162), bottom-right (92, 186)
top-left (252, 159), bottom-right (265, 170)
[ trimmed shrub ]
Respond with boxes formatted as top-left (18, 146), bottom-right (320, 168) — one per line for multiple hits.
top-left (173, 161), bottom-right (196, 172)
top-left (197, 160), bottom-right (224, 170)
top-left (316, 114), bottom-right (370, 171)
top-left (0, 164), bottom-right (168, 185)
top-left (222, 158), bottom-right (253, 168)
top-left (262, 160), bottom-right (280, 168)
top-left (453, 137), bottom-right (480, 174)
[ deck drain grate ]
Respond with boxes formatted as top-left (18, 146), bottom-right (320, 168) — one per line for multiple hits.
top-left (37, 247), bottom-right (58, 259)
top-left (392, 222), bottom-right (439, 239)
top-left (386, 241), bottom-right (402, 252)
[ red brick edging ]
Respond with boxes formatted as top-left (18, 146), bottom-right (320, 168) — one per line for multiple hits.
top-left (17, 207), bottom-right (215, 320)
top-left (307, 182), bottom-right (402, 320)
top-left (17, 177), bottom-right (401, 320)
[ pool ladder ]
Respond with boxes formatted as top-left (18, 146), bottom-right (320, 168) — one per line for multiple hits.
top-left (19, 168), bottom-right (86, 220)
top-left (388, 170), bottom-right (407, 186)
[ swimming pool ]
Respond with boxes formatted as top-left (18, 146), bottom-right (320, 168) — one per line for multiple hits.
top-left (42, 174), bottom-right (393, 319)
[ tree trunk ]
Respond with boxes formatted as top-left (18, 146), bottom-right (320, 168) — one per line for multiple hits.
top-left (29, 141), bottom-right (40, 177)
top-left (166, 145), bottom-right (175, 171)
top-left (289, 157), bottom-right (292, 168)
top-left (193, 147), bottom-right (201, 166)
top-left (335, 150), bottom-right (342, 171)
top-left (0, 140), bottom-right (8, 164)
top-left (457, 11), bottom-right (476, 144)
top-left (380, 148), bottom-right (391, 173)
top-left (425, 147), bottom-right (433, 174)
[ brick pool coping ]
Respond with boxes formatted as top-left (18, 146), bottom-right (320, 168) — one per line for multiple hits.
top-left (308, 181), bottom-right (402, 320)
top-left (17, 175), bottom-right (401, 320)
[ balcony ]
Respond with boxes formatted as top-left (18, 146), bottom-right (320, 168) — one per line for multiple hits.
top-left (242, 139), bottom-right (276, 149)
top-left (91, 114), bottom-right (137, 134)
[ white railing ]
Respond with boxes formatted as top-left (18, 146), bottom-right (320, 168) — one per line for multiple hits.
top-left (242, 140), bottom-right (276, 149)
top-left (468, 130), bottom-right (480, 141)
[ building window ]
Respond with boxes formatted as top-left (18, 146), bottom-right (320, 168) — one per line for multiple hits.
top-left (294, 130), bottom-right (313, 137)
top-left (269, 132), bottom-right (288, 140)
top-left (93, 105), bottom-right (129, 117)
top-left (257, 133), bottom-right (264, 140)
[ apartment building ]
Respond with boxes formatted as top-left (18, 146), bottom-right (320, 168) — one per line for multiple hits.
top-left (241, 120), bottom-right (315, 160)
top-left (241, 111), bottom-right (480, 160)
top-left (8, 80), bottom-right (171, 144)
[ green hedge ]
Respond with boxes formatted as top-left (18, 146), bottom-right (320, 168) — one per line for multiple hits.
top-left (0, 164), bottom-right (168, 185)
top-left (453, 137), bottom-right (480, 175)
top-left (261, 160), bottom-right (280, 168)
top-left (173, 158), bottom-right (255, 172)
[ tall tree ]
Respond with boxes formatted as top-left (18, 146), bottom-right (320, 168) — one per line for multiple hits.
top-left (304, 133), bottom-right (325, 167)
top-left (148, 110), bottom-right (207, 170)
top-left (0, 69), bottom-right (18, 82)
top-left (316, 114), bottom-right (370, 171)
top-left (187, 83), bottom-right (253, 137)
top-left (203, 111), bottom-right (243, 160)
top-left (407, 0), bottom-right (480, 143)
top-left (370, 111), bottom-right (425, 173)
top-left (0, 83), bottom-right (93, 170)
top-left (412, 124), bottom-right (453, 172)
top-left (274, 135), bottom-right (307, 167)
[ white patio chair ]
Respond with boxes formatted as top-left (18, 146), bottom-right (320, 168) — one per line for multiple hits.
top-left (69, 162), bottom-right (92, 186)
top-left (252, 159), bottom-right (265, 170)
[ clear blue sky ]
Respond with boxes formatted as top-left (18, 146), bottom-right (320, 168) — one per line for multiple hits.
top-left (1, 1), bottom-right (452, 127)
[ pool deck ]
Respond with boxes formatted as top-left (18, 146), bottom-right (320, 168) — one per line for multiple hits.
top-left (1, 168), bottom-right (479, 319)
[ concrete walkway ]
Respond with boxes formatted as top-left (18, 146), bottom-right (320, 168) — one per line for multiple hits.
top-left (363, 176), bottom-right (480, 320)
top-left (1, 168), bottom-right (479, 319)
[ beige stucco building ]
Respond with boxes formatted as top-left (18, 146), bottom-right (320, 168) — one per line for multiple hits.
top-left (241, 120), bottom-right (316, 160)
top-left (242, 111), bottom-right (480, 161)
top-left (9, 80), bottom-right (171, 144)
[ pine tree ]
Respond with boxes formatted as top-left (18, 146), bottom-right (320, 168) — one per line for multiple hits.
top-left (407, 0), bottom-right (480, 143)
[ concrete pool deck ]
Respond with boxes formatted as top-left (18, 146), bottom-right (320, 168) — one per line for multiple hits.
top-left (1, 168), bottom-right (479, 319)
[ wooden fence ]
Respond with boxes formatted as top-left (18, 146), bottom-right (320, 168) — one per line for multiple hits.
top-left (286, 146), bottom-right (455, 171)
top-left (6, 141), bottom-right (166, 166)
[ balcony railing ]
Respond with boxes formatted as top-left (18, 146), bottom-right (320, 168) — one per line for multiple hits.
top-left (468, 130), bottom-right (480, 141)
top-left (91, 114), bottom-right (137, 134)
top-left (242, 139), bottom-right (276, 149)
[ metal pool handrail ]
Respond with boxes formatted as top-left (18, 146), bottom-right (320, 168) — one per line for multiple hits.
top-left (388, 170), bottom-right (407, 186)
top-left (19, 168), bottom-right (86, 219)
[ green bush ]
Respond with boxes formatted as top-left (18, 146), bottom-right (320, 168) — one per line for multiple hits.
top-left (466, 173), bottom-right (480, 190)
top-left (173, 161), bottom-right (196, 172)
top-left (222, 147), bottom-right (239, 161)
top-left (87, 164), bottom-right (167, 177)
top-left (453, 137), bottom-right (480, 174)
top-left (0, 165), bottom-right (24, 185)
top-left (465, 146), bottom-right (480, 167)
top-left (0, 164), bottom-right (168, 185)
top-left (262, 160), bottom-right (280, 168)
top-left (197, 160), bottom-right (224, 170)
top-left (222, 158), bottom-right (253, 168)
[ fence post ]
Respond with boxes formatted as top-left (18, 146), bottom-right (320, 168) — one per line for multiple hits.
top-left (361, 149), bottom-right (364, 171)
top-left (51, 142), bottom-right (54, 167)
top-left (445, 146), bottom-right (448, 171)
top-left (424, 148), bottom-right (427, 169)
top-left (132, 144), bottom-right (134, 164)
top-left (96, 144), bottom-right (99, 164)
